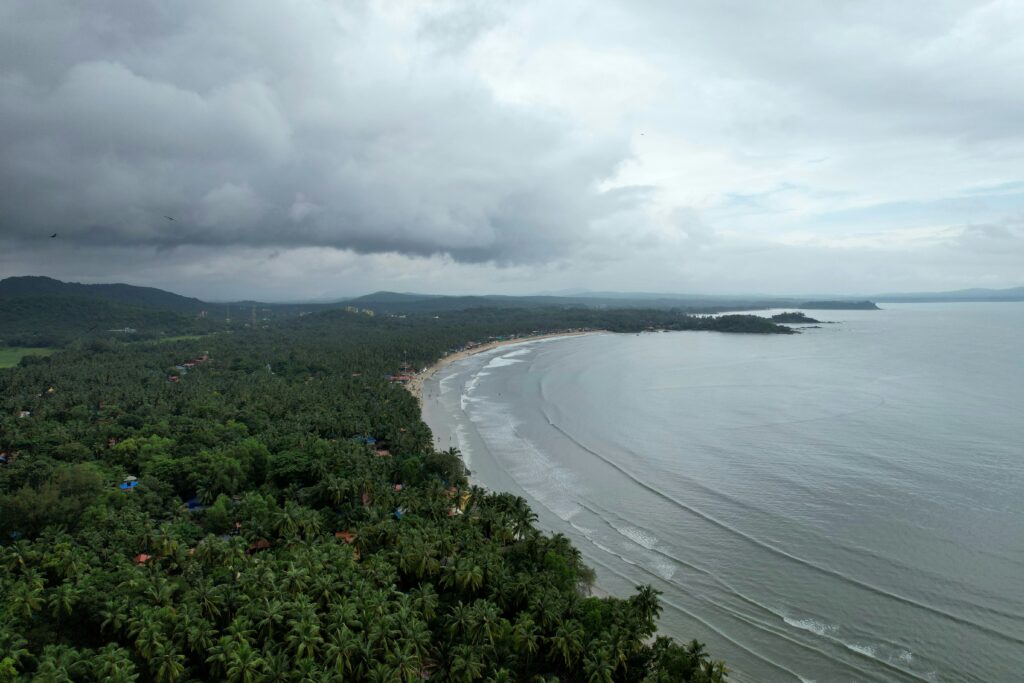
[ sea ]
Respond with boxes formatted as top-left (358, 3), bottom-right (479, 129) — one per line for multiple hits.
top-left (421, 303), bottom-right (1024, 682)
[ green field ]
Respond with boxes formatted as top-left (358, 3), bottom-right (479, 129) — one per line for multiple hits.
top-left (0, 346), bottom-right (56, 368)
top-left (154, 333), bottom-right (204, 342)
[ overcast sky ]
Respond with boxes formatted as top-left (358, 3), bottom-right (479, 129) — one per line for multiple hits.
top-left (1, 0), bottom-right (1022, 300)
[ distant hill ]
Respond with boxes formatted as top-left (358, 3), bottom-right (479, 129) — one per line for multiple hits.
top-left (350, 291), bottom-right (447, 304)
top-left (797, 300), bottom-right (880, 310)
top-left (345, 291), bottom-right (889, 314)
top-left (873, 286), bottom-right (1024, 303)
top-left (0, 276), bottom-right (206, 313)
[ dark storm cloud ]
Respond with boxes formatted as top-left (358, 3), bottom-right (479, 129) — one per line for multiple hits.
top-left (0, 0), bottom-right (631, 264)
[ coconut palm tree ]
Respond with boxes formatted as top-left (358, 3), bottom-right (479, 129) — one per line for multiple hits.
top-left (286, 612), bottom-right (323, 660)
top-left (150, 641), bottom-right (185, 683)
top-left (550, 619), bottom-right (584, 669)
top-left (90, 644), bottom-right (139, 683)
top-left (449, 644), bottom-right (485, 683)
top-left (324, 625), bottom-right (362, 677)
top-left (224, 641), bottom-right (265, 683)
top-left (583, 644), bottom-right (615, 683)
top-left (386, 643), bottom-right (422, 683)
top-left (512, 614), bottom-right (540, 665)
top-left (47, 582), bottom-right (81, 619)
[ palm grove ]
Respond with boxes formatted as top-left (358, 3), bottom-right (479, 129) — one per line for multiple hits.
top-left (0, 307), bottom-right (734, 682)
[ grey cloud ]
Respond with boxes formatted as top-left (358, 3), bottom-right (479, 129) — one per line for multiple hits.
top-left (956, 218), bottom-right (1023, 255)
top-left (2, 0), bottom-right (1023, 299)
top-left (0, 0), bottom-right (632, 265)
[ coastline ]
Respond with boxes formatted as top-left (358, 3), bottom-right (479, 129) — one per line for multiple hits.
top-left (405, 330), bottom-right (596, 404)
top-left (410, 328), bottom-right (617, 602)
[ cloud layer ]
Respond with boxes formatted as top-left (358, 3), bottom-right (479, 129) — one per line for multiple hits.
top-left (1, 0), bottom-right (1022, 298)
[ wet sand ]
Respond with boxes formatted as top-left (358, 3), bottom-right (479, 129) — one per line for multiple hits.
top-left (405, 331), bottom-right (594, 404)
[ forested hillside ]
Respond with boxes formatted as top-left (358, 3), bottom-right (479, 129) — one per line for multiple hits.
top-left (0, 277), bottom-right (206, 314)
top-left (0, 309), bottom-right (728, 682)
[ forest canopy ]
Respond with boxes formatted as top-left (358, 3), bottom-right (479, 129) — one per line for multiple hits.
top-left (0, 306), bottom-right (733, 682)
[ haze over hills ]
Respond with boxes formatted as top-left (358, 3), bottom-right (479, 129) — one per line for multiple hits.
top-left (873, 286), bottom-right (1024, 302)
top-left (344, 291), bottom-right (881, 314)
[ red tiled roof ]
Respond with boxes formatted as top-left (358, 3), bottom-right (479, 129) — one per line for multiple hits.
top-left (247, 539), bottom-right (272, 554)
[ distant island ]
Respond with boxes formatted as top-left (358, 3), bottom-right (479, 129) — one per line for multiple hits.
top-left (771, 311), bottom-right (822, 323)
top-left (797, 300), bottom-right (880, 310)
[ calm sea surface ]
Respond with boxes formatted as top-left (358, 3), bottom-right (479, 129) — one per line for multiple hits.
top-left (422, 303), bottom-right (1024, 682)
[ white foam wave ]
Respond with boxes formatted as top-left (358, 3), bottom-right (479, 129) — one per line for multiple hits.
top-left (465, 398), bottom-right (582, 522)
top-left (618, 525), bottom-right (659, 550)
top-left (461, 372), bottom-right (487, 410)
top-left (485, 356), bottom-right (526, 369)
top-left (453, 424), bottom-right (472, 468)
top-left (652, 556), bottom-right (677, 581)
top-left (847, 643), bottom-right (877, 658)
top-left (783, 616), bottom-right (837, 638)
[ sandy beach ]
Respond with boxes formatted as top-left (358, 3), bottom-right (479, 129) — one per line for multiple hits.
top-left (405, 330), bottom-right (595, 403)
top-left (412, 328), bottom-right (618, 604)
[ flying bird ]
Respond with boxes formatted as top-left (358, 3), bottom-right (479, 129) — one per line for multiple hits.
top-left (50, 233), bottom-right (58, 238)
top-left (164, 216), bottom-right (175, 222)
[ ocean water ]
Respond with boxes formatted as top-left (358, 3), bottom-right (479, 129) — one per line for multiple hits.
top-left (421, 303), bottom-right (1024, 682)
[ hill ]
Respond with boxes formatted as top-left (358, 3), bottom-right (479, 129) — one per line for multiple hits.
top-left (0, 275), bottom-right (206, 313)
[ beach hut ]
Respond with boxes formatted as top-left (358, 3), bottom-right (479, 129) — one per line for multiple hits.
top-left (247, 539), bottom-right (272, 555)
top-left (335, 530), bottom-right (357, 544)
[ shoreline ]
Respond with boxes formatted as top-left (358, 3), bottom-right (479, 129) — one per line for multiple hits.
top-left (410, 329), bottom-right (617, 602)
top-left (405, 330), bottom-right (597, 404)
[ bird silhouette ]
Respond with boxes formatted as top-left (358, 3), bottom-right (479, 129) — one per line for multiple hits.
top-left (164, 216), bottom-right (175, 221)
top-left (50, 233), bottom-right (58, 238)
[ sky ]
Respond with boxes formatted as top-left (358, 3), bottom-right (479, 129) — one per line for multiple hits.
top-left (1, 0), bottom-right (1023, 301)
